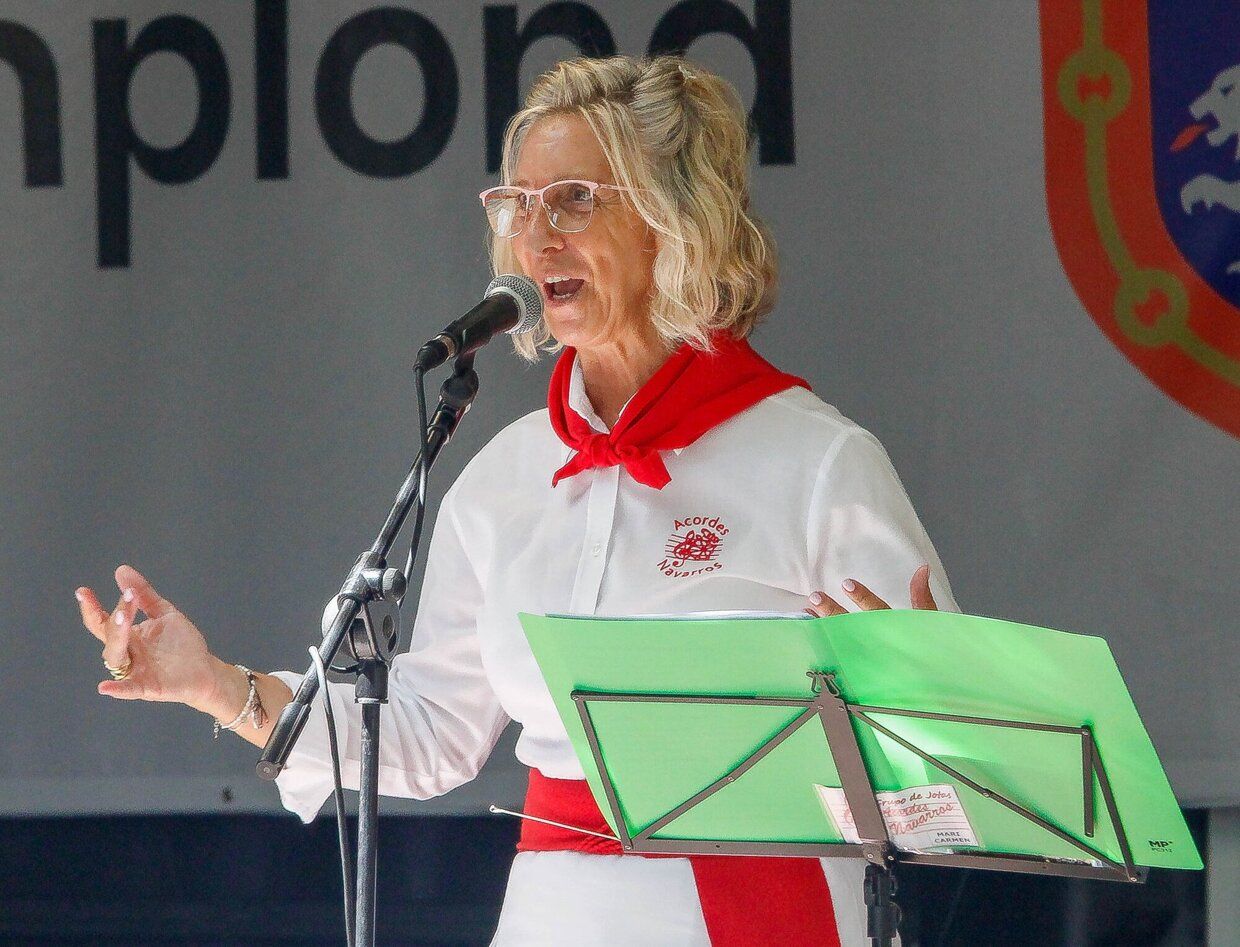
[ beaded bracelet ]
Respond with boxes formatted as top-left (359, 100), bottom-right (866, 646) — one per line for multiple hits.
top-left (213, 664), bottom-right (268, 739)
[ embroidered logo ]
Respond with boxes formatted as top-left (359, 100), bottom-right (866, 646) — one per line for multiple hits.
top-left (658, 515), bottom-right (729, 577)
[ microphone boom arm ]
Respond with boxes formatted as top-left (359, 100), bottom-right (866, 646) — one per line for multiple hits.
top-left (256, 356), bottom-right (480, 781)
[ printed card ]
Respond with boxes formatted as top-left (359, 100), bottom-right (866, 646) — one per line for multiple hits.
top-left (814, 783), bottom-right (980, 852)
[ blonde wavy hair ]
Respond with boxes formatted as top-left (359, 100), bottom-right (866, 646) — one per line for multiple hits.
top-left (491, 55), bottom-right (778, 359)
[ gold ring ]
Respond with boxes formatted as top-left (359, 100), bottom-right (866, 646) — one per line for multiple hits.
top-left (104, 658), bottom-right (133, 681)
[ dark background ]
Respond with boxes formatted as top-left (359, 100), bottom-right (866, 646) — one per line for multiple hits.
top-left (0, 810), bottom-right (1207, 945)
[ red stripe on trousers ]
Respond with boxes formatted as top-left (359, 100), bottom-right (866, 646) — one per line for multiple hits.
top-left (517, 769), bottom-right (841, 946)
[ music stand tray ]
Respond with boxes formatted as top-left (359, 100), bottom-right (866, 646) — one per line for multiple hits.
top-left (519, 609), bottom-right (1202, 944)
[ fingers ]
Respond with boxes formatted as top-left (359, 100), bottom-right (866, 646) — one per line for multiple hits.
top-left (98, 678), bottom-right (146, 700)
top-left (115, 566), bottom-right (164, 619)
top-left (100, 587), bottom-right (138, 669)
top-left (810, 570), bottom-right (934, 615)
top-left (115, 564), bottom-right (175, 619)
top-left (910, 564), bottom-right (938, 611)
top-left (77, 581), bottom-right (137, 670)
top-left (806, 579), bottom-right (892, 615)
top-left (75, 587), bottom-right (110, 642)
top-left (805, 590), bottom-right (848, 618)
top-left (841, 578), bottom-right (890, 611)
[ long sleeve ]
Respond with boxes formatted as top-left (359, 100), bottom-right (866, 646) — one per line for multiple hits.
top-left (807, 428), bottom-right (959, 613)
top-left (270, 474), bottom-right (511, 823)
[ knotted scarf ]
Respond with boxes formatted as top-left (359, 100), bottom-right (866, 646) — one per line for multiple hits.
top-left (548, 333), bottom-right (810, 489)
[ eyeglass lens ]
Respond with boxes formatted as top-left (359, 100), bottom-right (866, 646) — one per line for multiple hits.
top-left (483, 182), bottom-right (596, 237)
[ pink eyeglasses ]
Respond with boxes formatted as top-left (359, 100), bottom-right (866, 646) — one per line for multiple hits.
top-left (478, 179), bottom-right (637, 237)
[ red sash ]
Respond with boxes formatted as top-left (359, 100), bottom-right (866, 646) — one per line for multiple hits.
top-left (517, 769), bottom-right (842, 946)
top-left (547, 333), bottom-right (809, 490)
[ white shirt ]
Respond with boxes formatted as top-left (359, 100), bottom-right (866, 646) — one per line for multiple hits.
top-left (271, 360), bottom-right (957, 824)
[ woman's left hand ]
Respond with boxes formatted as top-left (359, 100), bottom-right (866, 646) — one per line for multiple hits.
top-left (804, 564), bottom-right (937, 616)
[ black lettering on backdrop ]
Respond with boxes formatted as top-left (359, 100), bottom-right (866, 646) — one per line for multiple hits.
top-left (0, 21), bottom-right (62, 187)
top-left (648, 0), bottom-right (793, 164)
top-left (255, 0), bottom-right (288, 179)
top-left (3, 3), bottom-right (795, 268)
top-left (483, 3), bottom-right (616, 173)
top-left (315, 8), bottom-right (458, 178)
top-left (93, 16), bottom-right (231, 268)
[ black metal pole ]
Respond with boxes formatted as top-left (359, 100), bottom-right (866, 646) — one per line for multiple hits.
top-left (256, 356), bottom-right (480, 947)
top-left (356, 701), bottom-right (383, 947)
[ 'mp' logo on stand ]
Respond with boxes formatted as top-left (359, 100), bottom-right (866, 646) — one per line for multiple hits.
top-left (1041, 1), bottom-right (1240, 438)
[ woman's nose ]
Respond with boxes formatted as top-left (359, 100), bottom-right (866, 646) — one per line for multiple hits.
top-left (525, 200), bottom-right (566, 253)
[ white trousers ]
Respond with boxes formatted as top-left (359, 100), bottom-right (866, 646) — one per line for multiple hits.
top-left (490, 851), bottom-right (875, 946)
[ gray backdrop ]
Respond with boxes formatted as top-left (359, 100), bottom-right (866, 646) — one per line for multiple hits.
top-left (1, 1), bottom-right (1235, 819)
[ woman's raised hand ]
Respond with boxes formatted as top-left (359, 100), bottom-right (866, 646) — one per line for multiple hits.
top-left (804, 563), bottom-right (938, 617)
top-left (77, 564), bottom-right (227, 711)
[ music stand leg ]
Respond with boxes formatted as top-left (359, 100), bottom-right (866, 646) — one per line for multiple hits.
top-left (864, 861), bottom-right (900, 947)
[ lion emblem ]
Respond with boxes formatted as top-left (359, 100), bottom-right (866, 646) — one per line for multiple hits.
top-left (1177, 63), bottom-right (1240, 275)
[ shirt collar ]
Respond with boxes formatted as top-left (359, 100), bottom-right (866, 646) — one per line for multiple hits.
top-left (562, 356), bottom-right (684, 458)
top-left (567, 357), bottom-right (611, 435)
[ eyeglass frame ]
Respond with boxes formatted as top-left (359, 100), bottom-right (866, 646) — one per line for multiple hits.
top-left (477, 179), bottom-right (640, 237)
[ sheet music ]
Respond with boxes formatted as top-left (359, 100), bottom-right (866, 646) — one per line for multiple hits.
top-left (814, 783), bottom-right (981, 852)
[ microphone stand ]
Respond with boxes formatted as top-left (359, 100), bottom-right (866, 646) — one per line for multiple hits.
top-left (257, 353), bottom-right (479, 947)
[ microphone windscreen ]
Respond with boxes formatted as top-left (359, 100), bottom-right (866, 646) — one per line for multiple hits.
top-left (485, 274), bottom-right (543, 333)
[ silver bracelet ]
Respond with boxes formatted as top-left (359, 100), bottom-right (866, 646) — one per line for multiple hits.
top-left (213, 664), bottom-right (267, 739)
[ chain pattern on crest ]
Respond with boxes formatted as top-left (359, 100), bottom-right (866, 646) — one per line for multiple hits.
top-left (1056, 0), bottom-right (1240, 383)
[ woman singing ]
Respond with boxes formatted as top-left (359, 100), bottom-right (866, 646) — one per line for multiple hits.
top-left (79, 55), bottom-right (953, 945)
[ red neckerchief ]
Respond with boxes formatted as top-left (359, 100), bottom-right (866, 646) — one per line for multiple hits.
top-left (547, 333), bottom-right (810, 489)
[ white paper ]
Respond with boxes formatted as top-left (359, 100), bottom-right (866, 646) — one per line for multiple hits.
top-left (814, 783), bottom-right (980, 852)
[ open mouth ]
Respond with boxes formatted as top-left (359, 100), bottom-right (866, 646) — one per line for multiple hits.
top-left (543, 277), bottom-right (585, 303)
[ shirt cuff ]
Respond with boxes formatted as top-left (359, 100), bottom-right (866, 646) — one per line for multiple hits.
top-left (267, 669), bottom-right (353, 824)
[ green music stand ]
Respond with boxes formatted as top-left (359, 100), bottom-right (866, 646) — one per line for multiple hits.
top-left (519, 609), bottom-right (1202, 947)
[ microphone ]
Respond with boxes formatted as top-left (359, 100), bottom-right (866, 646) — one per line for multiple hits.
top-left (414, 274), bottom-right (543, 371)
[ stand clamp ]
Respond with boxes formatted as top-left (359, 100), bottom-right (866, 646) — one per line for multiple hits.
top-left (333, 554), bottom-right (405, 704)
top-left (864, 860), bottom-right (901, 947)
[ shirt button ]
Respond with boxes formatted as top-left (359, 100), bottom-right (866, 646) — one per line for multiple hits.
top-left (591, 543), bottom-right (603, 557)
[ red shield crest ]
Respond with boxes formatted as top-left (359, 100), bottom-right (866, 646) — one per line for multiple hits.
top-left (1041, 0), bottom-right (1240, 438)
